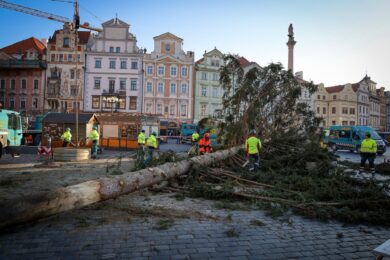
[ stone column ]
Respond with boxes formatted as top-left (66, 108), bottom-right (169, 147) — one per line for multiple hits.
top-left (286, 24), bottom-right (296, 73)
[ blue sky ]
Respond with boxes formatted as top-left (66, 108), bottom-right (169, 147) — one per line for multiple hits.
top-left (1, 0), bottom-right (389, 90)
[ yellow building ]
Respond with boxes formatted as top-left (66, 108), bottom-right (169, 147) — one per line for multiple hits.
top-left (314, 83), bottom-right (358, 127)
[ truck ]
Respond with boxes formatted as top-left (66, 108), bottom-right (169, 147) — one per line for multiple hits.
top-left (22, 114), bottom-right (44, 146)
top-left (180, 118), bottom-right (222, 146)
top-left (328, 125), bottom-right (387, 155)
top-left (180, 123), bottom-right (198, 144)
top-left (0, 109), bottom-right (23, 158)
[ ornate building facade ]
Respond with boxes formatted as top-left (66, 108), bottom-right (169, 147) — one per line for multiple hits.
top-left (143, 32), bottom-right (194, 130)
top-left (45, 23), bottom-right (90, 112)
top-left (84, 18), bottom-right (143, 113)
top-left (194, 48), bottom-right (224, 123)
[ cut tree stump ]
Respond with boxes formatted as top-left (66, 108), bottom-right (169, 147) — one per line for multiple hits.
top-left (0, 146), bottom-right (241, 230)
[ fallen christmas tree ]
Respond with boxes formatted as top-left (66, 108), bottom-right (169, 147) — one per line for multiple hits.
top-left (168, 56), bottom-right (390, 226)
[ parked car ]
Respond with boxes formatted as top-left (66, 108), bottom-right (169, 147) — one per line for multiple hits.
top-left (328, 125), bottom-right (386, 155)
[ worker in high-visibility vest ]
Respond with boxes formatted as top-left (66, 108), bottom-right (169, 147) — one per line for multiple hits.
top-left (191, 130), bottom-right (200, 154)
top-left (199, 133), bottom-right (213, 155)
top-left (360, 132), bottom-right (377, 172)
top-left (61, 128), bottom-right (72, 147)
top-left (245, 129), bottom-right (262, 172)
top-left (138, 129), bottom-right (146, 149)
top-left (88, 126), bottom-right (100, 159)
top-left (145, 132), bottom-right (158, 165)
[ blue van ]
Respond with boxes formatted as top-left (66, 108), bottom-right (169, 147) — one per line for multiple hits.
top-left (328, 126), bottom-right (386, 155)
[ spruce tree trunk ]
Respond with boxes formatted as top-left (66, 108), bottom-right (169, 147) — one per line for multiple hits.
top-left (0, 146), bottom-right (241, 230)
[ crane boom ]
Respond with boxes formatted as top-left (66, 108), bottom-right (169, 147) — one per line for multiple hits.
top-left (0, 0), bottom-right (102, 32)
top-left (0, 0), bottom-right (71, 23)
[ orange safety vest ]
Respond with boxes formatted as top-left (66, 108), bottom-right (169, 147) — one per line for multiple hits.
top-left (199, 138), bottom-right (213, 153)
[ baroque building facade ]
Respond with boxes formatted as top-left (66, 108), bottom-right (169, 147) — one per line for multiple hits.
top-left (45, 23), bottom-right (90, 112)
top-left (194, 48), bottom-right (224, 123)
top-left (314, 84), bottom-right (358, 127)
top-left (143, 32), bottom-right (194, 132)
top-left (84, 18), bottom-right (143, 113)
top-left (0, 37), bottom-right (46, 119)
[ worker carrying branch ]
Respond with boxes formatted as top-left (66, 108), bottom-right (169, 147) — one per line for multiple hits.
top-left (245, 129), bottom-right (262, 171)
top-left (199, 133), bottom-right (213, 155)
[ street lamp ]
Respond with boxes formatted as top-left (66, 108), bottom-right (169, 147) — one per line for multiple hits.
top-left (102, 96), bottom-right (119, 114)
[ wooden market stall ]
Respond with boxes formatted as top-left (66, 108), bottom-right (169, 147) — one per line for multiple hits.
top-left (41, 113), bottom-right (98, 148)
top-left (95, 113), bottom-right (160, 149)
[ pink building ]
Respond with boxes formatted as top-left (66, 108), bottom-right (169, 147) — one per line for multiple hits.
top-left (0, 37), bottom-right (46, 119)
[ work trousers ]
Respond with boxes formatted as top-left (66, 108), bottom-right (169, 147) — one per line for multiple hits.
top-left (62, 141), bottom-right (69, 147)
top-left (91, 140), bottom-right (98, 157)
top-left (145, 146), bottom-right (155, 165)
top-left (249, 153), bottom-right (260, 171)
top-left (360, 152), bottom-right (376, 169)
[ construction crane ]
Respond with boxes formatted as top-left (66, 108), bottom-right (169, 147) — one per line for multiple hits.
top-left (0, 0), bottom-right (102, 147)
top-left (0, 0), bottom-right (102, 32)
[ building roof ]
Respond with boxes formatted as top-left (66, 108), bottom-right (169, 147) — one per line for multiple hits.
top-left (359, 74), bottom-right (377, 84)
top-left (48, 30), bottom-right (91, 45)
top-left (102, 18), bottom-right (129, 27)
top-left (95, 113), bottom-right (142, 123)
top-left (195, 58), bottom-right (204, 64)
top-left (237, 57), bottom-right (251, 67)
top-left (42, 113), bottom-right (96, 124)
top-left (351, 83), bottom-right (360, 92)
top-left (0, 37), bottom-right (46, 56)
top-left (153, 32), bottom-right (183, 42)
top-left (325, 85), bottom-right (345, 93)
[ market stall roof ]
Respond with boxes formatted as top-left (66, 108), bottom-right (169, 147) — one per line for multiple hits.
top-left (95, 113), bottom-right (159, 124)
top-left (42, 113), bottom-right (97, 124)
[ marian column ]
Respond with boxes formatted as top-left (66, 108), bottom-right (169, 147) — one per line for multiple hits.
top-left (287, 24), bottom-right (296, 73)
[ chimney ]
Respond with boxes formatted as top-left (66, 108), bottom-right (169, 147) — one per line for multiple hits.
top-left (41, 38), bottom-right (47, 47)
top-left (286, 24), bottom-right (296, 73)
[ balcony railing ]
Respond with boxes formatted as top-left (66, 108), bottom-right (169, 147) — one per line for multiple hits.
top-left (102, 89), bottom-right (119, 96)
top-left (0, 60), bottom-right (46, 69)
top-left (46, 93), bottom-right (60, 98)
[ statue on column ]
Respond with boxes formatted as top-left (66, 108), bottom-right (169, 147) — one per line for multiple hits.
top-left (288, 24), bottom-right (294, 39)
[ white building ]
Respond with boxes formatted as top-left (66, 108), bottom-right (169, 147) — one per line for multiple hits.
top-left (84, 18), bottom-right (143, 113)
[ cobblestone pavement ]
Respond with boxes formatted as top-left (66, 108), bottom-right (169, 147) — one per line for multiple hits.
top-left (0, 193), bottom-right (388, 260)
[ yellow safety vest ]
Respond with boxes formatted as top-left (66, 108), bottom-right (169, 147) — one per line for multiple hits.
top-left (146, 135), bottom-right (158, 148)
top-left (360, 138), bottom-right (377, 153)
top-left (138, 132), bottom-right (145, 144)
top-left (246, 136), bottom-right (262, 154)
top-left (61, 131), bottom-right (72, 142)
top-left (88, 130), bottom-right (99, 141)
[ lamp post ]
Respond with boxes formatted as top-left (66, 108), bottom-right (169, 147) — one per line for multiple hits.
top-left (104, 96), bottom-right (119, 114)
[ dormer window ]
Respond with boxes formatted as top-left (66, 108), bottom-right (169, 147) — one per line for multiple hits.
top-left (165, 43), bottom-right (171, 52)
top-left (63, 37), bottom-right (70, 47)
